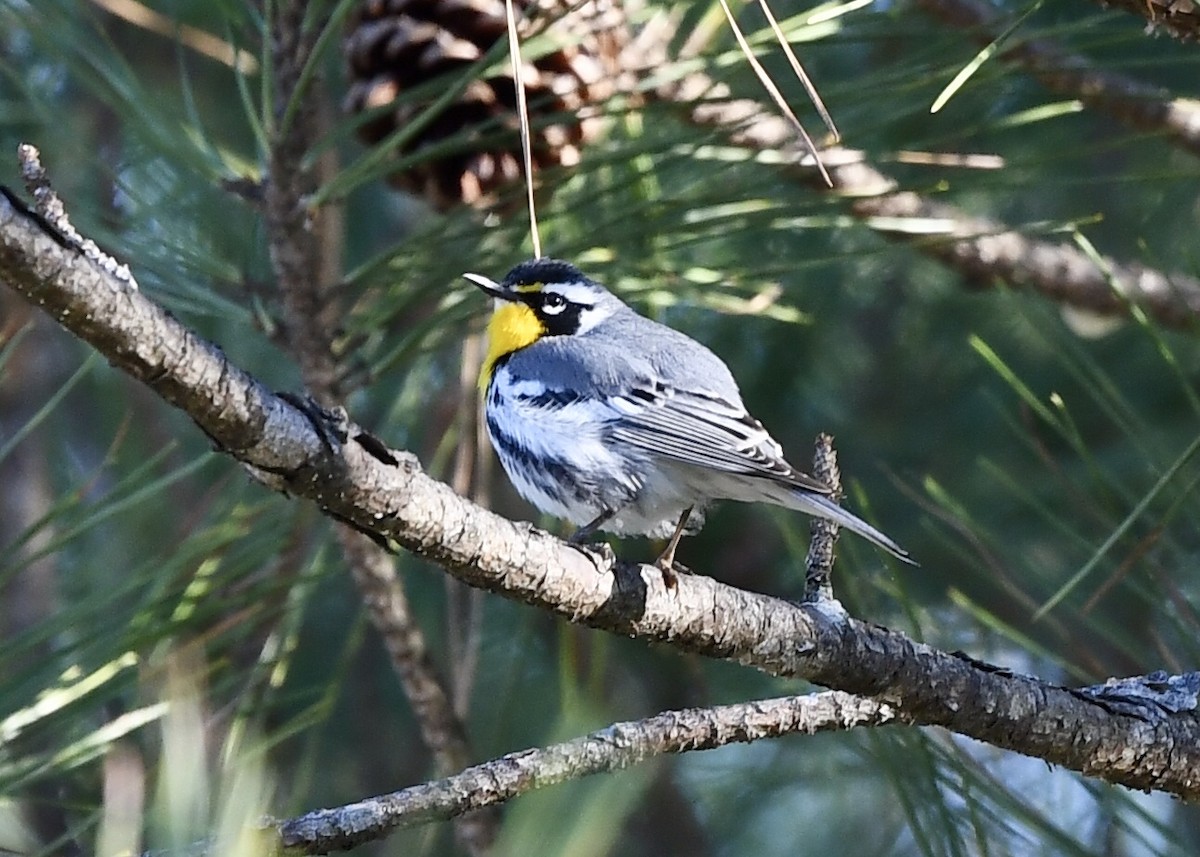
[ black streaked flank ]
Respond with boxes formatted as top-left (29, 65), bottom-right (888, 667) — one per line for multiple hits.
top-left (516, 387), bottom-right (584, 409)
top-left (485, 412), bottom-right (638, 508)
top-left (485, 414), bottom-right (589, 504)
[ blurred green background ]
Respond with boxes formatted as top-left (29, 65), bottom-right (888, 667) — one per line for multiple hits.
top-left (2, 0), bottom-right (1200, 854)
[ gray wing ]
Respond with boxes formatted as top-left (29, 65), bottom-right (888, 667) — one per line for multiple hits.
top-left (598, 315), bottom-right (831, 492)
top-left (510, 310), bottom-right (831, 493)
top-left (608, 385), bottom-right (833, 494)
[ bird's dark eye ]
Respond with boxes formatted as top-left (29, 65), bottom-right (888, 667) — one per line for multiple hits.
top-left (541, 293), bottom-right (567, 315)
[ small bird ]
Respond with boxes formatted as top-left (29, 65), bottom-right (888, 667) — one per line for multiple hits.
top-left (464, 258), bottom-right (913, 579)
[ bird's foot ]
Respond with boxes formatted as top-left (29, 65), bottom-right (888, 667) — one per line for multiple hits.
top-left (574, 540), bottom-right (617, 574)
top-left (568, 507), bottom-right (616, 545)
top-left (568, 528), bottom-right (596, 545)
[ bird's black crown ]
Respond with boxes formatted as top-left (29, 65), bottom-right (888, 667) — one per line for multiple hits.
top-left (502, 258), bottom-right (586, 289)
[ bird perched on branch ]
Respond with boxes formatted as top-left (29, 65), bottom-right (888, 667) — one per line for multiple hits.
top-left (464, 258), bottom-right (913, 582)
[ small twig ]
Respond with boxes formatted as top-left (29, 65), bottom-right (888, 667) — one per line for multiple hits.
top-left (277, 692), bottom-right (897, 853)
top-left (265, 3), bottom-right (340, 400)
top-left (804, 434), bottom-right (840, 602)
top-left (17, 143), bottom-right (136, 290)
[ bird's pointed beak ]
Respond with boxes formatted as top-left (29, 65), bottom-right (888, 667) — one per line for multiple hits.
top-left (463, 272), bottom-right (514, 301)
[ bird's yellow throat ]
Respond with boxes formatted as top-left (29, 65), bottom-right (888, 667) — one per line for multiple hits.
top-left (480, 302), bottom-right (546, 391)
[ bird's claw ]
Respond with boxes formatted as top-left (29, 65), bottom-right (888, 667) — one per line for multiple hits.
top-left (574, 540), bottom-right (617, 574)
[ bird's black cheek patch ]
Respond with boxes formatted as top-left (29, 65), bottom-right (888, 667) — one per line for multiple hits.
top-left (538, 305), bottom-right (584, 336)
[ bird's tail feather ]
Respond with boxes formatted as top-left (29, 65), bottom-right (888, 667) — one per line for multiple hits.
top-left (789, 490), bottom-right (916, 566)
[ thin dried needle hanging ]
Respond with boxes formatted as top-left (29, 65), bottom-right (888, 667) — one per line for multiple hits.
top-left (755, 0), bottom-right (838, 142)
top-left (504, 0), bottom-right (543, 258)
top-left (718, 0), bottom-right (832, 186)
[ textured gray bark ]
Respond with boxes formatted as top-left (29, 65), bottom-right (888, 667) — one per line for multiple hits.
top-left (278, 693), bottom-right (896, 853)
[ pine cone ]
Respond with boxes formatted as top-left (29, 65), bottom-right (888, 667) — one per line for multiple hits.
top-left (343, 0), bottom-right (626, 210)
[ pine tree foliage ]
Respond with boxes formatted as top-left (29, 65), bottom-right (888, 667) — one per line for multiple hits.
top-left (1, 0), bottom-right (1200, 854)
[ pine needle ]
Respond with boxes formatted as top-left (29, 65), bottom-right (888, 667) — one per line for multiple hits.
top-left (504, 0), bottom-right (542, 258)
top-left (756, 0), bottom-right (838, 142)
top-left (930, 0), bottom-right (1044, 114)
top-left (717, 0), bottom-right (833, 187)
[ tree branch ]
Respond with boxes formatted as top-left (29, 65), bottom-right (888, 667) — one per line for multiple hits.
top-left (265, 2), bottom-right (339, 401)
top-left (655, 75), bottom-right (1200, 329)
top-left (261, 4), bottom-right (496, 849)
top-left (833, 156), bottom-right (1200, 327)
top-left (919, 0), bottom-right (1200, 158)
top-left (276, 692), bottom-right (897, 853)
top-left (3, 168), bottom-right (1200, 807)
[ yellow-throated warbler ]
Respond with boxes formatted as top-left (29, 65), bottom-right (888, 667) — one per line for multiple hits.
top-left (464, 258), bottom-right (913, 575)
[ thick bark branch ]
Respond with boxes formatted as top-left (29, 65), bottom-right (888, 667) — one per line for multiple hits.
top-left (277, 693), bottom-right (896, 853)
top-left (3, 181), bottom-right (1200, 805)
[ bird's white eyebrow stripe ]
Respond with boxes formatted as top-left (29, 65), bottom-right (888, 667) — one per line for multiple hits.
top-left (543, 281), bottom-right (597, 305)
